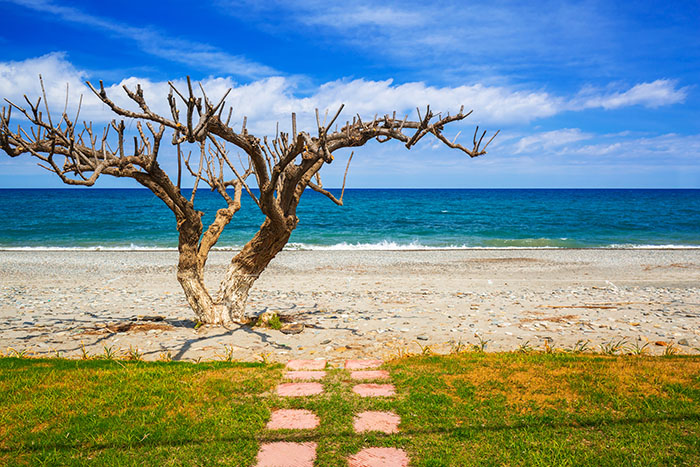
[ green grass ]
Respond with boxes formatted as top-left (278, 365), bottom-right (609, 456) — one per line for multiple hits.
top-left (1, 353), bottom-right (699, 466)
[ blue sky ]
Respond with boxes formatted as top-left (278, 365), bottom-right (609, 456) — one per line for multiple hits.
top-left (0, 0), bottom-right (699, 188)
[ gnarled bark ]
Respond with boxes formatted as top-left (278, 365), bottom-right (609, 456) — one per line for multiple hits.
top-left (176, 217), bottom-right (221, 324)
top-left (217, 218), bottom-right (295, 322)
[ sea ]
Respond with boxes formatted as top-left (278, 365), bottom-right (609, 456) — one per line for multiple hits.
top-left (0, 189), bottom-right (699, 250)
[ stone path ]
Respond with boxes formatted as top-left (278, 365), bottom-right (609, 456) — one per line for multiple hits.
top-left (255, 358), bottom-right (409, 467)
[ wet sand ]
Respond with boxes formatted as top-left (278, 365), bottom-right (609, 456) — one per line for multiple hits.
top-left (1, 249), bottom-right (699, 363)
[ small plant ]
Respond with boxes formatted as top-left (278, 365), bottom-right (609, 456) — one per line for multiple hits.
top-left (101, 345), bottom-right (118, 360)
top-left (416, 341), bottom-right (433, 356)
top-left (268, 314), bottom-right (282, 330)
top-left (158, 350), bottom-right (173, 362)
top-left (627, 338), bottom-right (649, 356)
top-left (8, 347), bottom-right (29, 358)
top-left (80, 341), bottom-right (91, 360)
top-left (218, 344), bottom-right (236, 362)
top-left (663, 342), bottom-right (680, 356)
top-left (392, 345), bottom-right (414, 359)
top-left (471, 334), bottom-right (490, 353)
top-left (599, 338), bottom-right (628, 355)
top-left (255, 312), bottom-right (282, 330)
top-left (259, 352), bottom-right (272, 364)
top-left (517, 341), bottom-right (533, 353)
top-left (543, 339), bottom-right (555, 354)
top-left (125, 346), bottom-right (143, 361)
top-left (572, 340), bottom-right (591, 354)
top-left (449, 340), bottom-right (467, 354)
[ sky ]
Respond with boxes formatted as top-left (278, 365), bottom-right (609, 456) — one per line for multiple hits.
top-left (0, 0), bottom-right (699, 188)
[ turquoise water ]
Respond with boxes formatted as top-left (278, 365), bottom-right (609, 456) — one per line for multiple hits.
top-left (0, 189), bottom-right (698, 249)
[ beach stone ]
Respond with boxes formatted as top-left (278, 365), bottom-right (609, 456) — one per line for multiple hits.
top-left (353, 411), bottom-right (400, 434)
top-left (280, 323), bottom-right (304, 334)
top-left (350, 370), bottom-right (390, 380)
top-left (285, 370), bottom-right (326, 380)
top-left (345, 359), bottom-right (383, 370)
top-left (348, 447), bottom-right (409, 467)
top-left (286, 359), bottom-right (326, 370)
top-left (256, 441), bottom-right (317, 466)
top-left (353, 383), bottom-right (395, 397)
top-left (678, 338), bottom-right (690, 346)
top-left (267, 409), bottom-right (319, 430)
top-left (277, 382), bottom-right (323, 397)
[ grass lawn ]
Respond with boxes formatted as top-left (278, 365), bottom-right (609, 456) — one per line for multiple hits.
top-left (1, 352), bottom-right (699, 466)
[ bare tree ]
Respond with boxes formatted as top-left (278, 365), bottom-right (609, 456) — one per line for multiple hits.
top-left (0, 77), bottom-right (498, 326)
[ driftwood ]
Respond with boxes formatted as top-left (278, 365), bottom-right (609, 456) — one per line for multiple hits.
top-left (1, 76), bottom-right (497, 326)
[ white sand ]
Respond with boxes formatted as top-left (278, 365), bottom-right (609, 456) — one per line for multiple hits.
top-left (1, 249), bottom-right (699, 362)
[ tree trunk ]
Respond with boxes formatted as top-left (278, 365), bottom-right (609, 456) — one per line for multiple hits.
top-left (176, 219), bottom-right (232, 326)
top-left (216, 218), bottom-right (293, 322)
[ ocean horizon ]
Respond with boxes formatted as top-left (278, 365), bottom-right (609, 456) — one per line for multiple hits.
top-left (1, 188), bottom-right (699, 250)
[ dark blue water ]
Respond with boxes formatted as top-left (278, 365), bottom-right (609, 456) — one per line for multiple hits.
top-left (0, 189), bottom-right (698, 249)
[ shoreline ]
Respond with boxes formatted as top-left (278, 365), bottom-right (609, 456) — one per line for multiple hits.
top-left (1, 249), bottom-right (699, 362)
top-left (2, 246), bottom-right (700, 252)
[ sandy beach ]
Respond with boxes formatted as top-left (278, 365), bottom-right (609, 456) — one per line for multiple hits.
top-left (1, 249), bottom-right (699, 363)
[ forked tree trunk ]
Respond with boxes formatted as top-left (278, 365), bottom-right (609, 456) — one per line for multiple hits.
top-left (176, 218), bottom-right (293, 325)
top-left (216, 218), bottom-right (293, 322)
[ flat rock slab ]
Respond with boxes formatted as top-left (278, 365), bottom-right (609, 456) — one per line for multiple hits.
top-left (350, 370), bottom-right (390, 380)
top-left (348, 447), bottom-right (409, 467)
top-left (285, 370), bottom-right (326, 380)
top-left (353, 411), bottom-right (400, 434)
top-left (267, 409), bottom-right (319, 430)
top-left (286, 359), bottom-right (326, 370)
top-left (352, 383), bottom-right (395, 397)
top-left (345, 359), bottom-right (383, 370)
top-left (256, 441), bottom-right (317, 467)
top-left (277, 382), bottom-right (324, 397)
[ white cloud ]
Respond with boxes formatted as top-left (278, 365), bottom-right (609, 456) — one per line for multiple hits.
top-left (0, 53), bottom-right (92, 116)
top-left (514, 128), bottom-right (592, 153)
top-left (0, 54), bottom-right (690, 143)
top-left (5, 0), bottom-right (276, 79)
top-left (0, 55), bottom-right (557, 132)
top-left (301, 5), bottom-right (424, 28)
top-left (574, 80), bottom-right (688, 110)
top-left (501, 130), bottom-right (700, 168)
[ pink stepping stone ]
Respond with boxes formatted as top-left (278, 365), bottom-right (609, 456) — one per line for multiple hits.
top-left (353, 411), bottom-right (400, 434)
top-left (256, 441), bottom-right (317, 467)
top-left (267, 409), bottom-right (319, 430)
top-left (285, 370), bottom-right (326, 380)
top-left (286, 359), bottom-right (326, 370)
top-left (350, 370), bottom-right (390, 380)
top-left (345, 359), bottom-right (383, 370)
top-left (348, 447), bottom-right (409, 467)
top-left (352, 383), bottom-right (395, 397)
top-left (276, 382), bottom-right (323, 397)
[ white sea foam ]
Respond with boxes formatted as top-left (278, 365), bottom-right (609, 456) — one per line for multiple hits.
top-left (1, 242), bottom-right (699, 251)
top-left (0, 244), bottom-right (179, 252)
top-left (606, 244), bottom-right (700, 250)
